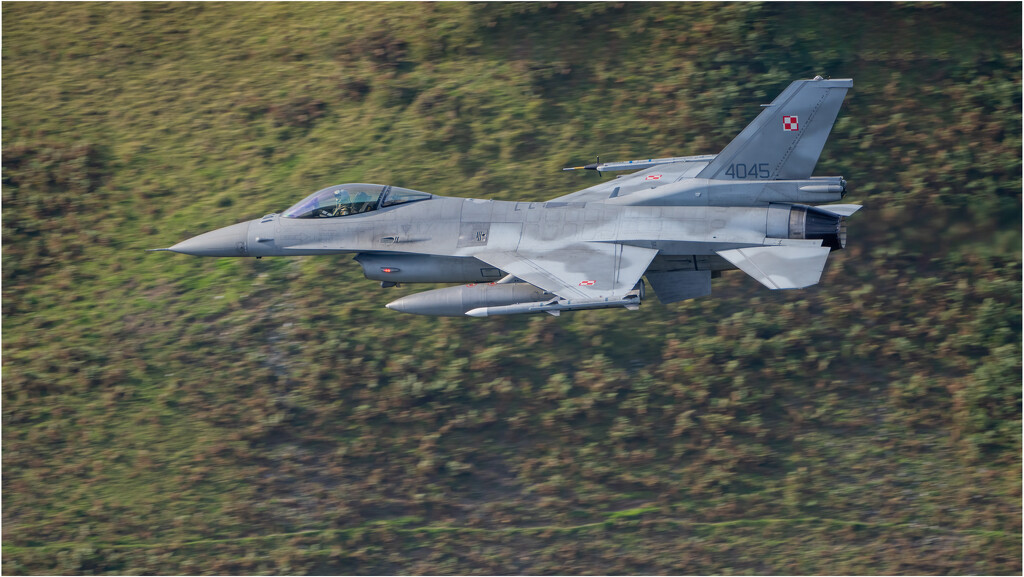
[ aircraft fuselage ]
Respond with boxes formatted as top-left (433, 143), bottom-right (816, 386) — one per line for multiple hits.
top-left (243, 196), bottom-right (782, 259)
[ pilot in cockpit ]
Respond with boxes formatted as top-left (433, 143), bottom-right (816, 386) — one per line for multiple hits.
top-left (317, 189), bottom-right (351, 217)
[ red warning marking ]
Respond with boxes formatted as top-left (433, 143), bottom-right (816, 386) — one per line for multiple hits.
top-left (579, 280), bottom-right (597, 286)
top-left (644, 174), bottom-right (662, 181)
top-left (783, 115), bottom-right (799, 131)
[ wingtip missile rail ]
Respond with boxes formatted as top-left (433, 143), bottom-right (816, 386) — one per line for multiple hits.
top-left (464, 282), bottom-right (645, 317)
top-left (562, 154), bottom-right (718, 173)
top-left (464, 296), bottom-right (642, 317)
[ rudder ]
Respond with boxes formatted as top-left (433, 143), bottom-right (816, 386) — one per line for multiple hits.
top-left (697, 77), bottom-right (852, 181)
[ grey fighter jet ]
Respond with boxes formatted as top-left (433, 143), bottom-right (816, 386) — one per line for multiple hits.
top-left (153, 77), bottom-right (860, 317)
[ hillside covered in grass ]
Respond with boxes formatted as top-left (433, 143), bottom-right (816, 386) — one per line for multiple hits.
top-left (3, 2), bottom-right (1021, 574)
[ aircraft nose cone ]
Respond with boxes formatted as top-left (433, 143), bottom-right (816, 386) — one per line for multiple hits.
top-left (168, 221), bottom-right (251, 257)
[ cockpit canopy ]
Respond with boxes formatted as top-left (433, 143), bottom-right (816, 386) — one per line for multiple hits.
top-left (282, 183), bottom-right (431, 219)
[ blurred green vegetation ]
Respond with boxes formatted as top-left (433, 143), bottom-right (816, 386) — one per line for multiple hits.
top-left (3, 2), bottom-right (1020, 574)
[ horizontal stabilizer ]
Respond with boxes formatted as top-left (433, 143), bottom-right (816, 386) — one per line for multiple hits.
top-left (717, 245), bottom-right (832, 289)
top-left (815, 204), bottom-right (862, 217)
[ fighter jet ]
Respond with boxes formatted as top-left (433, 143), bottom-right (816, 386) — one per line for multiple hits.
top-left (153, 77), bottom-right (860, 317)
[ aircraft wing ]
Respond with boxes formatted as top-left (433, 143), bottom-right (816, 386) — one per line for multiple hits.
top-left (549, 160), bottom-right (707, 204)
top-left (475, 242), bottom-right (658, 301)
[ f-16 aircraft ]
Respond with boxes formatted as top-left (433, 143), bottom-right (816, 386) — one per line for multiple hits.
top-left (153, 77), bottom-right (860, 317)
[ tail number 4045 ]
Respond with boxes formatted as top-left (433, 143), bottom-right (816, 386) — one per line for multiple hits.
top-left (725, 163), bottom-right (770, 179)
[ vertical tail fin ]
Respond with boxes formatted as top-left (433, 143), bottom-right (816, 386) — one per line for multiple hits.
top-left (697, 77), bottom-right (852, 181)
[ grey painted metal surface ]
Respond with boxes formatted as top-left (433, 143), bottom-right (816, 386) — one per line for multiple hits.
top-left (645, 270), bottom-right (712, 304)
top-left (386, 282), bottom-right (553, 317)
top-left (154, 77), bottom-right (860, 317)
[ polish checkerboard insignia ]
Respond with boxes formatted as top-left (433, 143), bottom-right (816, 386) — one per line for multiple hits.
top-left (783, 115), bottom-right (799, 131)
